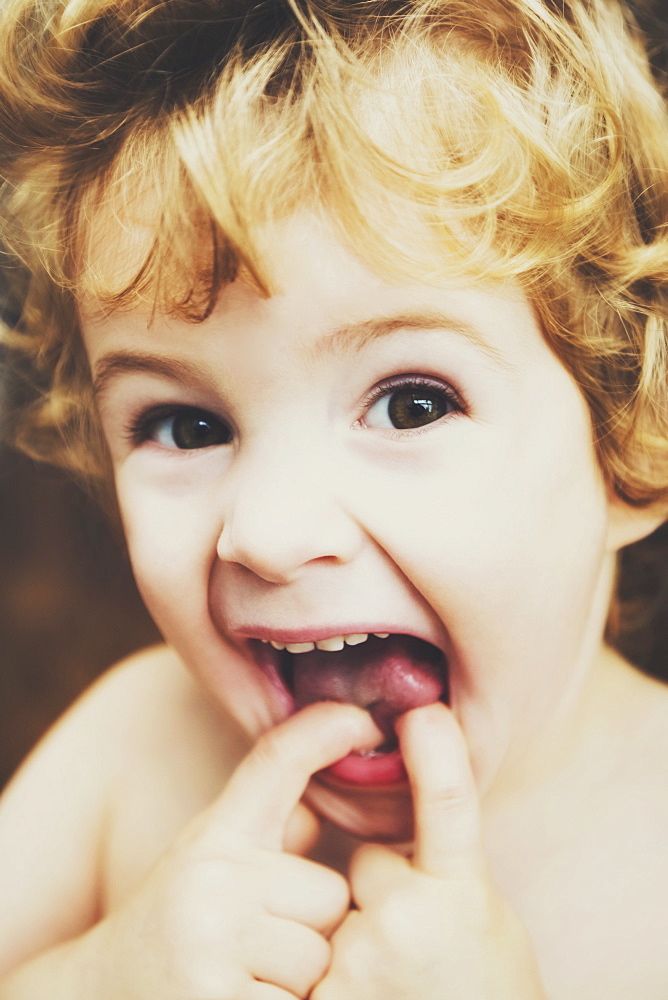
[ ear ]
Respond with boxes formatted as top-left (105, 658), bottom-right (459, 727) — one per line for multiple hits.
top-left (606, 496), bottom-right (667, 552)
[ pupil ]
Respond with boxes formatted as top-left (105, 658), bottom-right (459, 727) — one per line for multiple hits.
top-left (388, 387), bottom-right (449, 429)
top-left (173, 412), bottom-right (225, 449)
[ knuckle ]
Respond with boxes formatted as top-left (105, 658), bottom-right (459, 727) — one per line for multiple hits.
top-left (427, 779), bottom-right (470, 815)
top-left (251, 726), bottom-right (295, 773)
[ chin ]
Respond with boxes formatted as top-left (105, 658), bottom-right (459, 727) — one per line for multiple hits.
top-left (305, 775), bottom-right (416, 843)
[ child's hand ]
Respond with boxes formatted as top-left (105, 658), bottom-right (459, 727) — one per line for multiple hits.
top-left (88, 702), bottom-right (381, 1000)
top-left (312, 703), bottom-right (547, 1000)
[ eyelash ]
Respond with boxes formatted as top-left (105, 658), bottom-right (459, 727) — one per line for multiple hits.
top-left (360, 374), bottom-right (466, 431)
top-left (124, 375), bottom-right (466, 449)
top-left (124, 404), bottom-right (232, 449)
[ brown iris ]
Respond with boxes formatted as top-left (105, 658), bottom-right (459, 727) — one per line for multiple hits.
top-left (387, 386), bottom-right (453, 429)
top-left (169, 409), bottom-right (231, 449)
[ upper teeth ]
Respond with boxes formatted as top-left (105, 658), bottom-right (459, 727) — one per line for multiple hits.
top-left (264, 632), bottom-right (390, 653)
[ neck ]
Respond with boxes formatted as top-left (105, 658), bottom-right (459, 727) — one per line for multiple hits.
top-left (482, 551), bottom-right (622, 805)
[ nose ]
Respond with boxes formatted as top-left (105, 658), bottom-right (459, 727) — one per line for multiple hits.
top-left (216, 445), bottom-right (363, 584)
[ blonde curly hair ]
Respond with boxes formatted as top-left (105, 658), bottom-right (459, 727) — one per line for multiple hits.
top-left (1, 0), bottom-right (667, 513)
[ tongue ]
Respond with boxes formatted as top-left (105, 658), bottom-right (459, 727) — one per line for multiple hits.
top-left (290, 635), bottom-right (447, 740)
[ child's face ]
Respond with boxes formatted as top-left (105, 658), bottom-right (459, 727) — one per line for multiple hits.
top-left (82, 213), bottom-right (619, 841)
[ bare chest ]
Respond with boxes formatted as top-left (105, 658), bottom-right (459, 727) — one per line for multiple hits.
top-left (485, 785), bottom-right (668, 999)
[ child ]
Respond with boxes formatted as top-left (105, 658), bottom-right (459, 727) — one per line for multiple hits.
top-left (1, 0), bottom-right (668, 996)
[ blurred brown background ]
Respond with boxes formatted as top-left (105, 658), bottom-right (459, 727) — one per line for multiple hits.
top-left (0, 445), bottom-right (160, 788)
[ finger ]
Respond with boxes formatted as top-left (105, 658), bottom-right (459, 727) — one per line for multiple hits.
top-left (396, 703), bottom-right (483, 879)
top-left (348, 842), bottom-right (411, 909)
top-left (250, 914), bottom-right (331, 998)
top-left (210, 702), bottom-right (383, 850)
top-left (244, 981), bottom-right (299, 1000)
top-left (263, 852), bottom-right (350, 934)
top-left (283, 801), bottom-right (322, 857)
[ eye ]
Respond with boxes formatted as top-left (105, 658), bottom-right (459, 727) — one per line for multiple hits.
top-left (364, 377), bottom-right (463, 430)
top-left (130, 406), bottom-right (233, 450)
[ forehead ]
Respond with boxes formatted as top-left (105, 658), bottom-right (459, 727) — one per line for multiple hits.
top-left (75, 123), bottom-right (525, 326)
top-left (81, 210), bottom-right (545, 394)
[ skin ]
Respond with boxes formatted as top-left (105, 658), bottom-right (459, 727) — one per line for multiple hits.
top-left (1, 211), bottom-right (667, 999)
top-left (0, 698), bottom-right (545, 1000)
top-left (86, 211), bottom-right (636, 838)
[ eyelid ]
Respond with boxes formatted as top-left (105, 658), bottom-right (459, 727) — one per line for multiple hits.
top-left (124, 402), bottom-right (232, 449)
top-left (359, 373), bottom-right (467, 423)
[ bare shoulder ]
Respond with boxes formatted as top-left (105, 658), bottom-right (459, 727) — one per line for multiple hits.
top-left (4, 643), bottom-right (244, 791)
top-left (100, 646), bottom-right (252, 907)
top-left (59, 642), bottom-right (252, 838)
top-left (80, 642), bottom-right (247, 765)
top-left (0, 646), bottom-right (185, 840)
top-left (0, 647), bottom-right (171, 973)
top-left (104, 640), bottom-right (250, 779)
top-left (0, 644), bottom-right (247, 973)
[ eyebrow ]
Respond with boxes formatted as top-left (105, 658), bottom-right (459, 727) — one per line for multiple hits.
top-left (91, 308), bottom-right (515, 397)
top-left (92, 352), bottom-right (218, 399)
top-left (314, 310), bottom-right (515, 373)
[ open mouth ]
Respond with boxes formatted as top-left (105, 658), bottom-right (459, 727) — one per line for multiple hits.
top-left (251, 632), bottom-right (449, 785)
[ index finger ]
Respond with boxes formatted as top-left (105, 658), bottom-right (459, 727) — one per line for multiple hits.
top-left (396, 702), bottom-right (484, 879)
top-left (208, 702), bottom-right (383, 850)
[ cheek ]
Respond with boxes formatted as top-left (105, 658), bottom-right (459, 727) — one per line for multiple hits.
top-left (344, 407), bottom-right (610, 685)
top-left (116, 475), bottom-right (213, 625)
top-left (353, 385), bottom-right (607, 587)
top-left (115, 474), bottom-right (286, 736)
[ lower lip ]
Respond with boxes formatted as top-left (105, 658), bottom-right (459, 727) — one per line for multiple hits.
top-left (321, 748), bottom-right (407, 785)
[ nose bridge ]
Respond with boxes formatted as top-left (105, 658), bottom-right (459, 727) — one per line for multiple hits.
top-left (216, 434), bottom-right (360, 582)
